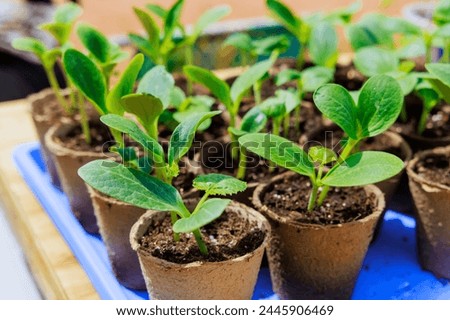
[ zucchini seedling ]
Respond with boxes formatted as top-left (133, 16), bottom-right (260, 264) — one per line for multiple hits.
top-left (79, 111), bottom-right (231, 254)
top-left (239, 74), bottom-right (404, 210)
top-left (12, 2), bottom-right (82, 113)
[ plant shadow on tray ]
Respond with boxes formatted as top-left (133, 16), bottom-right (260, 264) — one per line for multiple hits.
top-left (12, 142), bottom-right (450, 300)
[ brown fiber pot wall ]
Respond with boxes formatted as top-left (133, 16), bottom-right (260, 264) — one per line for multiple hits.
top-left (253, 172), bottom-right (385, 299)
top-left (396, 129), bottom-right (450, 153)
top-left (45, 122), bottom-right (109, 234)
top-left (407, 146), bottom-right (450, 279)
top-left (88, 187), bottom-right (147, 289)
top-left (130, 201), bottom-right (270, 300)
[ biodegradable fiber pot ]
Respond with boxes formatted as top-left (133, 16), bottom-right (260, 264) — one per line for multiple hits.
top-left (45, 121), bottom-right (109, 234)
top-left (88, 187), bottom-right (146, 290)
top-left (253, 172), bottom-right (385, 300)
top-left (407, 146), bottom-right (450, 279)
top-left (130, 201), bottom-right (270, 300)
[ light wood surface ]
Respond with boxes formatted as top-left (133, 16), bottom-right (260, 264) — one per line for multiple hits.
top-left (0, 99), bottom-right (99, 300)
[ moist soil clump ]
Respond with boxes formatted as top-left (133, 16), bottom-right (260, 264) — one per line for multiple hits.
top-left (139, 210), bottom-right (265, 264)
top-left (263, 175), bottom-right (376, 225)
top-left (413, 154), bottom-right (450, 187)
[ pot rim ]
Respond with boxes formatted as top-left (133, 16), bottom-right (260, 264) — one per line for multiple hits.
top-left (130, 200), bottom-right (270, 269)
top-left (406, 145), bottom-right (450, 191)
top-left (45, 120), bottom-right (115, 158)
top-left (252, 171), bottom-right (385, 230)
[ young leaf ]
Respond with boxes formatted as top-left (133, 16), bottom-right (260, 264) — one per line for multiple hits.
top-left (168, 111), bottom-right (222, 167)
top-left (54, 2), bottom-right (83, 23)
top-left (137, 66), bottom-right (175, 108)
top-left (183, 66), bottom-right (232, 109)
top-left (313, 84), bottom-right (359, 139)
top-left (100, 114), bottom-right (165, 165)
top-left (77, 23), bottom-right (110, 63)
top-left (309, 21), bottom-right (338, 68)
top-left (275, 89), bottom-right (300, 113)
top-left (133, 7), bottom-right (160, 51)
top-left (173, 198), bottom-right (231, 233)
top-left (162, 0), bottom-right (184, 48)
top-left (239, 133), bottom-right (315, 177)
top-left (356, 74), bottom-right (403, 138)
top-left (223, 32), bottom-right (253, 52)
top-left (193, 174), bottom-right (247, 195)
top-left (275, 69), bottom-right (301, 86)
top-left (78, 160), bottom-right (188, 216)
top-left (426, 63), bottom-right (450, 103)
top-left (301, 66), bottom-right (334, 93)
top-left (106, 54), bottom-right (144, 115)
top-left (128, 33), bottom-right (158, 63)
top-left (321, 151), bottom-right (404, 187)
top-left (120, 94), bottom-right (164, 137)
top-left (240, 107), bottom-right (268, 133)
top-left (63, 49), bottom-right (107, 114)
top-left (416, 81), bottom-right (440, 112)
top-left (146, 4), bottom-right (167, 19)
top-left (259, 97), bottom-right (286, 118)
top-left (353, 46), bottom-right (399, 77)
top-left (252, 35), bottom-right (290, 56)
top-left (266, 0), bottom-right (302, 39)
top-left (191, 5), bottom-right (231, 40)
top-left (12, 38), bottom-right (46, 58)
top-left (39, 22), bottom-right (72, 45)
top-left (230, 59), bottom-right (274, 107)
top-left (308, 146), bottom-right (337, 165)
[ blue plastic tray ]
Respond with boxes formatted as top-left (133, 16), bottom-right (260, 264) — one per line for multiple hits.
top-left (12, 142), bottom-right (450, 300)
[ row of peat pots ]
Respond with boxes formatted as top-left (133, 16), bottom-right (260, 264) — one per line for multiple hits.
top-left (28, 58), bottom-right (449, 300)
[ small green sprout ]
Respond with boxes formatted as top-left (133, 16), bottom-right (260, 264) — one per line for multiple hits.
top-left (239, 74), bottom-right (404, 210)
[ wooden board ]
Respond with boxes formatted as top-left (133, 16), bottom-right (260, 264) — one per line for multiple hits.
top-left (0, 99), bottom-right (99, 300)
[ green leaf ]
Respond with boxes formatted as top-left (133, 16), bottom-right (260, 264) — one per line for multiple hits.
top-left (252, 35), bottom-right (290, 56)
top-left (321, 151), bottom-right (404, 187)
top-left (309, 21), bottom-right (338, 68)
top-left (78, 160), bottom-right (188, 216)
top-left (275, 89), bottom-right (300, 113)
top-left (193, 174), bottom-right (247, 195)
top-left (259, 97), bottom-right (286, 118)
top-left (162, 0), bottom-right (184, 46)
top-left (275, 69), bottom-right (301, 86)
top-left (100, 114), bottom-right (165, 165)
top-left (223, 32), bottom-right (253, 52)
top-left (313, 84), bottom-right (359, 139)
top-left (63, 49), bottom-right (107, 114)
top-left (266, 0), bottom-right (302, 39)
top-left (240, 107), bottom-right (268, 133)
top-left (184, 65), bottom-right (232, 109)
top-left (77, 24), bottom-right (110, 64)
top-left (301, 66), bottom-right (334, 93)
top-left (41, 48), bottom-right (62, 70)
top-left (191, 5), bottom-right (231, 40)
top-left (357, 74), bottom-right (403, 138)
top-left (106, 54), bottom-right (144, 115)
top-left (12, 37), bottom-right (46, 58)
top-left (110, 146), bottom-right (138, 164)
top-left (387, 71), bottom-right (417, 96)
top-left (145, 4), bottom-right (167, 19)
top-left (326, 1), bottom-right (361, 24)
top-left (121, 94), bottom-right (164, 136)
top-left (416, 81), bottom-right (440, 112)
top-left (39, 22), bottom-right (71, 45)
top-left (128, 33), bottom-right (158, 63)
top-left (173, 198), bottom-right (230, 233)
top-left (435, 24), bottom-right (450, 38)
top-left (137, 66), bottom-right (175, 108)
top-left (239, 133), bottom-right (315, 177)
top-left (354, 47), bottom-right (399, 77)
top-left (426, 63), bottom-right (450, 87)
top-left (133, 7), bottom-right (160, 51)
top-left (433, 0), bottom-right (450, 26)
top-left (54, 2), bottom-right (82, 23)
top-left (230, 58), bottom-right (274, 109)
top-left (170, 86), bottom-right (186, 108)
top-left (168, 111), bottom-right (221, 166)
top-left (308, 146), bottom-right (337, 165)
top-left (173, 102), bottom-right (212, 131)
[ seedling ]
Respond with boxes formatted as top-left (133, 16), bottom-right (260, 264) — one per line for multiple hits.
top-left (223, 32), bottom-right (290, 67)
top-left (62, 51), bottom-right (144, 144)
top-left (184, 57), bottom-right (275, 158)
top-left (239, 74), bottom-right (404, 209)
top-left (275, 65), bottom-right (334, 132)
top-left (266, 0), bottom-right (359, 68)
top-left (79, 112), bottom-right (234, 255)
top-left (12, 3), bottom-right (82, 112)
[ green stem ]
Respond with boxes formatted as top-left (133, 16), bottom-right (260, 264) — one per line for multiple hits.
top-left (229, 112), bottom-right (239, 160)
top-left (240, 50), bottom-right (248, 66)
top-left (307, 183), bottom-right (319, 212)
top-left (192, 192), bottom-right (210, 215)
top-left (283, 113), bottom-right (290, 137)
top-left (236, 145), bottom-right (247, 180)
top-left (296, 44), bottom-right (305, 69)
top-left (317, 138), bottom-right (358, 206)
top-left (45, 65), bottom-right (70, 113)
top-left (78, 95), bottom-right (91, 145)
top-left (253, 80), bottom-right (262, 105)
top-left (171, 212), bottom-right (180, 241)
top-left (400, 102), bottom-right (408, 123)
top-left (185, 45), bottom-right (194, 95)
top-left (193, 229), bottom-right (208, 255)
top-left (417, 109), bottom-right (429, 135)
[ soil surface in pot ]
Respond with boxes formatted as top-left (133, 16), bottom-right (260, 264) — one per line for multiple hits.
top-left (394, 104), bottom-right (450, 139)
top-left (263, 175), bottom-right (376, 225)
top-left (413, 154), bottom-right (450, 186)
top-left (139, 210), bottom-right (265, 264)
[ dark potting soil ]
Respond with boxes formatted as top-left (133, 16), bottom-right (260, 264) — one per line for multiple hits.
top-left (394, 104), bottom-right (450, 139)
top-left (55, 121), bottom-right (115, 153)
top-left (333, 63), bottom-right (365, 91)
top-left (263, 175), bottom-right (376, 225)
top-left (139, 210), bottom-right (265, 264)
top-left (414, 154), bottom-right (450, 187)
